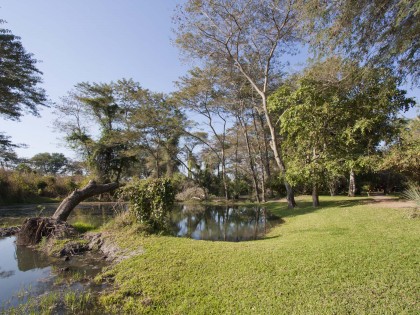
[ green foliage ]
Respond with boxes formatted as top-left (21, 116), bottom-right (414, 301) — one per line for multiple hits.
top-left (55, 79), bottom-right (185, 182)
top-left (402, 183), bottom-right (420, 207)
top-left (0, 168), bottom-right (82, 204)
top-left (268, 59), bottom-right (415, 195)
top-left (381, 117), bottom-right (420, 182)
top-left (72, 221), bottom-right (97, 233)
top-left (306, 0), bottom-right (420, 83)
top-left (119, 178), bottom-right (175, 232)
top-left (0, 21), bottom-right (47, 120)
top-left (30, 152), bottom-right (69, 175)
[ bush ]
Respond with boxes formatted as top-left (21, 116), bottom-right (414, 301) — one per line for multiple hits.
top-left (118, 178), bottom-right (175, 232)
top-left (402, 183), bottom-right (420, 207)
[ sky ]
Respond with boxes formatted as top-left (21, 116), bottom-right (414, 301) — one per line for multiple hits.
top-left (0, 0), bottom-right (419, 160)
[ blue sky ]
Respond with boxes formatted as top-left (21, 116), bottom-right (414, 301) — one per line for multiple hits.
top-left (0, 0), bottom-right (418, 159)
top-left (1, 0), bottom-right (190, 158)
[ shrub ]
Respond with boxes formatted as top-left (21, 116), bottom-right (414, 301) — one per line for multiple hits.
top-left (118, 178), bottom-right (175, 232)
top-left (402, 183), bottom-right (420, 207)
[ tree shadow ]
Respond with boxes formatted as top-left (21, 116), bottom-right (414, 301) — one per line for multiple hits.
top-left (265, 196), bottom-right (372, 220)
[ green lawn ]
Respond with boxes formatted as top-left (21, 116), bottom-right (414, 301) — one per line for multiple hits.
top-left (99, 196), bottom-right (419, 314)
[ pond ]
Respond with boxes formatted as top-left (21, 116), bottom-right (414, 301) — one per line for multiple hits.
top-left (0, 203), bottom-right (281, 242)
top-left (170, 204), bottom-right (281, 242)
top-left (0, 202), bottom-right (119, 228)
top-left (0, 235), bottom-right (107, 310)
top-left (0, 202), bottom-right (281, 309)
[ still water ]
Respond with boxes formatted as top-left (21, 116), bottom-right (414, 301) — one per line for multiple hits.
top-left (170, 204), bottom-right (281, 241)
top-left (0, 203), bottom-right (280, 308)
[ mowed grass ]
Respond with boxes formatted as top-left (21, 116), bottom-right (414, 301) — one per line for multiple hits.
top-left (99, 196), bottom-right (419, 314)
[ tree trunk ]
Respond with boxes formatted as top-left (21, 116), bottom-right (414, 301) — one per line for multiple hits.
top-left (52, 180), bottom-right (120, 221)
top-left (312, 183), bottom-right (320, 207)
top-left (348, 169), bottom-right (356, 197)
top-left (261, 97), bottom-right (296, 208)
top-left (239, 114), bottom-right (261, 203)
top-left (328, 180), bottom-right (338, 196)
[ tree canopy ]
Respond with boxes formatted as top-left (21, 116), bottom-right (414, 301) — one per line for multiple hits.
top-left (0, 21), bottom-right (47, 120)
top-left (306, 0), bottom-right (420, 85)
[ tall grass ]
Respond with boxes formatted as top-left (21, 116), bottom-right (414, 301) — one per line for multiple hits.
top-left (402, 183), bottom-right (420, 207)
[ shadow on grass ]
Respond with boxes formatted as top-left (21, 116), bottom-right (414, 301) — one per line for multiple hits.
top-left (265, 196), bottom-right (371, 220)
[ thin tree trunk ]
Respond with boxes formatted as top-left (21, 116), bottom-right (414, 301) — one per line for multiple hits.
top-left (252, 109), bottom-right (266, 202)
top-left (261, 97), bottom-right (296, 208)
top-left (348, 169), bottom-right (356, 197)
top-left (312, 183), bottom-right (320, 207)
top-left (238, 115), bottom-right (261, 203)
top-left (52, 180), bottom-right (120, 221)
top-left (328, 179), bottom-right (337, 196)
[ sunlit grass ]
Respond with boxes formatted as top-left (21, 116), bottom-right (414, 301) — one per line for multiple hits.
top-left (98, 195), bottom-right (419, 314)
top-left (72, 221), bottom-right (97, 233)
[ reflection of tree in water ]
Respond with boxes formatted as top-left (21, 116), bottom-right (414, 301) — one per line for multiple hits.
top-left (170, 205), bottom-right (273, 241)
top-left (15, 245), bottom-right (50, 271)
top-left (0, 267), bottom-right (15, 279)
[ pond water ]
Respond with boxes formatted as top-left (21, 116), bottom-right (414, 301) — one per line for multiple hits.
top-left (170, 204), bottom-right (281, 242)
top-left (0, 202), bottom-right (280, 309)
top-left (0, 236), bottom-right (107, 309)
top-left (0, 202), bottom-right (119, 228)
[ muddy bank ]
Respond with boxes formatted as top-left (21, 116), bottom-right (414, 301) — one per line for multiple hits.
top-left (0, 226), bottom-right (20, 237)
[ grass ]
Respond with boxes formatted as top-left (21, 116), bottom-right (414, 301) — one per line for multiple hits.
top-left (72, 221), bottom-right (97, 233)
top-left (1, 289), bottom-right (97, 315)
top-left (96, 195), bottom-right (419, 314)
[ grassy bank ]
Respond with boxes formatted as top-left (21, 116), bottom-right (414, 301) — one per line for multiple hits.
top-left (96, 196), bottom-right (419, 314)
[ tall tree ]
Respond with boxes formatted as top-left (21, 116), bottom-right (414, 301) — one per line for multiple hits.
top-left (306, 0), bottom-right (419, 84)
top-left (174, 67), bottom-right (232, 200)
top-left (55, 81), bottom-right (136, 182)
top-left (0, 20), bottom-right (47, 157)
top-left (175, 0), bottom-right (302, 207)
top-left (269, 59), bottom-right (415, 205)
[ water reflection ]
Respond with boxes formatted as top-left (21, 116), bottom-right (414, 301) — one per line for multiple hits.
top-left (0, 202), bottom-right (120, 227)
top-left (170, 205), bottom-right (281, 242)
top-left (0, 236), bottom-right (107, 308)
top-left (15, 244), bottom-right (51, 271)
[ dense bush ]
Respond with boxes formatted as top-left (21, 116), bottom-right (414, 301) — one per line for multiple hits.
top-left (0, 169), bottom-right (82, 204)
top-left (118, 178), bottom-right (175, 232)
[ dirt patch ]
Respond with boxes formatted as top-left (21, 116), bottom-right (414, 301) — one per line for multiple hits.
top-left (84, 232), bottom-right (144, 263)
top-left (366, 195), bottom-right (416, 209)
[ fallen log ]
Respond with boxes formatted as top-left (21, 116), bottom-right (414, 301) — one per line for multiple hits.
top-left (52, 180), bottom-right (120, 221)
top-left (16, 180), bottom-right (120, 246)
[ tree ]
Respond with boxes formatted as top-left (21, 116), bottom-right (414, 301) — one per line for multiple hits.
top-left (306, 0), bottom-right (419, 85)
top-left (30, 152), bottom-right (69, 175)
top-left (0, 20), bottom-right (47, 158)
top-left (269, 58), bottom-right (415, 205)
top-left (174, 67), bottom-right (232, 200)
top-left (55, 79), bottom-right (186, 182)
top-left (381, 117), bottom-right (420, 183)
top-left (55, 81), bottom-right (137, 182)
top-left (174, 0), bottom-right (302, 207)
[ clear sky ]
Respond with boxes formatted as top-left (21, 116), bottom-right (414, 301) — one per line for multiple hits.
top-left (0, 0), bottom-right (418, 159)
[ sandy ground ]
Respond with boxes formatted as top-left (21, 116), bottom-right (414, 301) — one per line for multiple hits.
top-left (366, 195), bottom-right (417, 209)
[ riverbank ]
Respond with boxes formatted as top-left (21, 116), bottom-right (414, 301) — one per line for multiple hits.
top-left (96, 195), bottom-right (418, 314)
